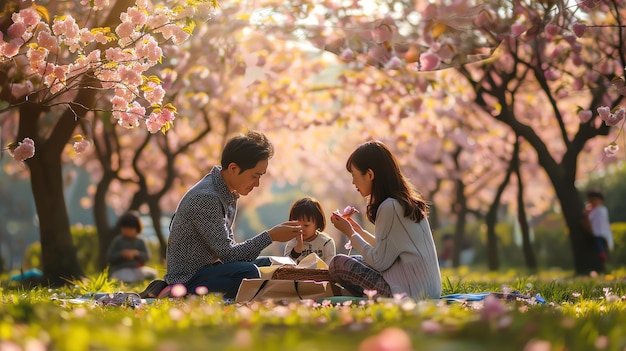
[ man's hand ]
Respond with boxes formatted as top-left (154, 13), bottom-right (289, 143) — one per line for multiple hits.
top-left (268, 221), bottom-right (302, 242)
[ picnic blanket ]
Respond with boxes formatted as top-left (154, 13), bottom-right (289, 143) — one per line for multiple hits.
top-left (54, 290), bottom-right (545, 307)
top-left (52, 292), bottom-right (151, 308)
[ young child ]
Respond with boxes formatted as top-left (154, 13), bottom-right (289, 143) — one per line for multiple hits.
top-left (284, 197), bottom-right (336, 265)
top-left (106, 212), bottom-right (158, 283)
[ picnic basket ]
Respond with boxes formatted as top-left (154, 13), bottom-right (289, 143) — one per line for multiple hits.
top-left (271, 267), bottom-right (332, 282)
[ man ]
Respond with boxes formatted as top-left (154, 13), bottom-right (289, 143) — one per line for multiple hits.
top-left (140, 131), bottom-right (301, 299)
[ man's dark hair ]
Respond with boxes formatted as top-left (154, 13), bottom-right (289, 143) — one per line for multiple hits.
top-left (221, 131), bottom-right (274, 173)
top-left (117, 212), bottom-right (143, 233)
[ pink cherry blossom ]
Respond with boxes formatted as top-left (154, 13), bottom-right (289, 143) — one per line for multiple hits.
top-left (147, 13), bottom-right (169, 29)
top-left (159, 24), bottom-right (190, 45)
top-left (124, 7), bottom-right (148, 26)
top-left (344, 241), bottom-right (352, 250)
top-left (419, 52), bottom-right (440, 71)
top-left (597, 106), bottom-right (611, 120)
top-left (511, 23), bottom-right (527, 37)
top-left (146, 113), bottom-right (163, 133)
top-left (195, 286), bottom-right (209, 295)
top-left (73, 138), bottom-right (92, 154)
top-left (340, 48), bottom-right (355, 61)
top-left (0, 39), bottom-right (21, 57)
top-left (93, 0), bottom-right (110, 10)
top-left (371, 24), bottom-right (393, 43)
top-left (37, 30), bottom-right (58, 54)
top-left (11, 80), bottom-right (34, 98)
top-left (544, 69), bottom-right (560, 81)
top-left (572, 23), bottom-right (587, 37)
top-left (598, 106), bottom-right (625, 126)
top-left (119, 66), bottom-right (142, 86)
top-left (115, 21), bottom-right (136, 38)
top-left (9, 137), bottom-right (36, 162)
top-left (8, 22), bottom-right (29, 41)
top-left (52, 16), bottom-right (80, 39)
top-left (562, 33), bottom-right (577, 45)
top-left (579, 0), bottom-right (601, 9)
top-left (578, 110), bottom-right (593, 123)
top-left (421, 320), bottom-right (442, 334)
top-left (12, 7), bottom-right (40, 27)
top-left (479, 294), bottom-right (507, 321)
top-left (523, 339), bottom-right (551, 351)
top-left (135, 36), bottom-right (163, 63)
top-left (144, 83), bottom-right (165, 105)
top-left (572, 55), bottom-right (583, 66)
top-left (170, 283), bottom-right (187, 297)
top-left (604, 144), bottom-right (619, 157)
top-left (173, 6), bottom-right (196, 20)
top-left (364, 289), bottom-right (377, 299)
top-left (384, 56), bottom-right (403, 69)
top-left (544, 24), bottom-right (560, 38)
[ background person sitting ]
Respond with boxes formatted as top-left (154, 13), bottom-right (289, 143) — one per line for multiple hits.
top-left (106, 212), bottom-right (158, 283)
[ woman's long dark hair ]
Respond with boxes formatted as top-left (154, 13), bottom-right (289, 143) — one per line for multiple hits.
top-left (346, 141), bottom-right (428, 224)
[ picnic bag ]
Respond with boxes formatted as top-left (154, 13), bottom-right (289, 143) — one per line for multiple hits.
top-left (235, 278), bottom-right (335, 303)
top-left (271, 267), bottom-right (332, 282)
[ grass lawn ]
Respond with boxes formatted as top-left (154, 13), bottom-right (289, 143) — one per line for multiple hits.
top-left (2, 267), bottom-right (626, 351)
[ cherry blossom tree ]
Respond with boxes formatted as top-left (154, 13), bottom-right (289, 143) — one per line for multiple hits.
top-left (0, 0), bottom-right (215, 284)
top-left (252, 0), bottom-right (625, 274)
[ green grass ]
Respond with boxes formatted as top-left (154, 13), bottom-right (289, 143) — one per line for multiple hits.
top-left (3, 268), bottom-right (626, 351)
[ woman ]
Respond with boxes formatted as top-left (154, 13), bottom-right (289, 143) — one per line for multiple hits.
top-left (329, 141), bottom-right (441, 300)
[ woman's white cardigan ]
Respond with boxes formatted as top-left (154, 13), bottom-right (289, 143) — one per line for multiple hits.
top-left (350, 198), bottom-right (442, 300)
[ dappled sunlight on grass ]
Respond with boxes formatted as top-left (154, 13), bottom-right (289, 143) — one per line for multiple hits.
top-left (2, 267), bottom-right (626, 350)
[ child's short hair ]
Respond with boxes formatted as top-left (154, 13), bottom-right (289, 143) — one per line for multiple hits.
top-left (289, 197), bottom-right (326, 231)
top-left (586, 190), bottom-right (604, 201)
top-left (117, 212), bottom-right (143, 233)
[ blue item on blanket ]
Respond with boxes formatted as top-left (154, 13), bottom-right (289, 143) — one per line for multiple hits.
top-left (10, 268), bottom-right (43, 281)
top-left (441, 292), bottom-right (546, 304)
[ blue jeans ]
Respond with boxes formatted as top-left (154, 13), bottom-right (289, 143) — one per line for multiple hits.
top-left (183, 258), bottom-right (271, 299)
top-left (183, 262), bottom-right (255, 299)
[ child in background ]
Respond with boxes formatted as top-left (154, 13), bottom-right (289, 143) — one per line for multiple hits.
top-left (106, 212), bottom-right (158, 283)
top-left (585, 190), bottom-right (614, 264)
top-left (284, 197), bottom-right (336, 265)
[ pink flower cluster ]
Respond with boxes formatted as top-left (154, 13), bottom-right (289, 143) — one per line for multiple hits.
top-left (1, 1), bottom-right (214, 136)
top-left (604, 143), bottom-right (619, 158)
top-left (73, 138), bottom-right (92, 154)
top-left (9, 137), bottom-right (35, 162)
top-left (597, 106), bottom-right (625, 126)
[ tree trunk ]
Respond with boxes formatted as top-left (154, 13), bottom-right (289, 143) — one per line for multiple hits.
top-left (92, 116), bottom-right (121, 270)
top-left (94, 169), bottom-right (116, 270)
top-left (516, 170), bottom-right (537, 271)
top-left (148, 197), bottom-right (168, 261)
top-left (554, 183), bottom-right (604, 275)
top-left (483, 137), bottom-right (518, 271)
top-left (20, 102), bottom-right (84, 285)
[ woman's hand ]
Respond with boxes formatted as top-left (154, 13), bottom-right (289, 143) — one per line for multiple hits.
top-left (330, 213), bottom-right (356, 238)
top-left (345, 216), bottom-right (366, 236)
